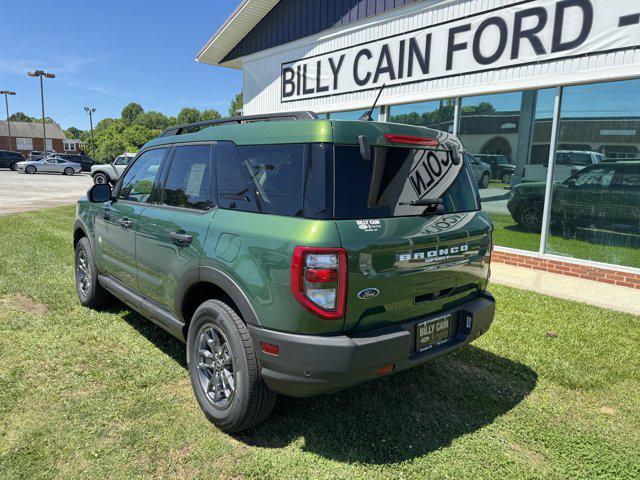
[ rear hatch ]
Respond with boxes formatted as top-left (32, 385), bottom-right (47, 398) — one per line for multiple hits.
top-left (333, 139), bottom-right (492, 333)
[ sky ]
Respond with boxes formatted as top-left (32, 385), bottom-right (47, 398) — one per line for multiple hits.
top-left (0, 0), bottom-right (243, 130)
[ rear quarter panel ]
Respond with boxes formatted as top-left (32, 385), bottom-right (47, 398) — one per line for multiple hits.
top-left (201, 210), bottom-right (344, 334)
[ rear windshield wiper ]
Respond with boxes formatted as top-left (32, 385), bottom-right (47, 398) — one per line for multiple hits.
top-left (399, 198), bottom-right (445, 215)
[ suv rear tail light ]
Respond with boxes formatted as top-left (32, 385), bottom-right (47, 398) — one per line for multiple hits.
top-left (384, 134), bottom-right (439, 147)
top-left (291, 247), bottom-right (347, 320)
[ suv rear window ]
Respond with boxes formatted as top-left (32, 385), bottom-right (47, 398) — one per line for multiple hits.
top-left (334, 145), bottom-right (479, 219)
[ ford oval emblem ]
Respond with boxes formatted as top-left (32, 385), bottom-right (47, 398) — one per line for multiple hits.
top-left (358, 288), bottom-right (380, 300)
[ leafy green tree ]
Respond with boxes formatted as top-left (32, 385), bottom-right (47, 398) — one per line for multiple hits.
top-left (121, 102), bottom-right (144, 124)
top-left (64, 127), bottom-right (84, 139)
top-left (8, 112), bottom-right (34, 122)
top-left (177, 108), bottom-right (201, 125)
top-left (200, 109), bottom-right (221, 121)
top-left (134, 111), bottom-right (170, 130)
top-left (95, 118), bottom-right (117, 132)
top-left (229, 92), bottom-right (243, 117)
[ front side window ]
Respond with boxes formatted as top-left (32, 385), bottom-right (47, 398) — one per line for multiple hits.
top-left (573, 166), bottom-right (616, 188)
top-left (118, 148), bottom-right (166, 203)
top-left (114, 156), bottom-right (131, 166)
top-left (162, 145), bottom-right (214, 210)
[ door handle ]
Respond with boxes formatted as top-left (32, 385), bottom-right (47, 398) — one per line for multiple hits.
top-left (170, 232), bottom-right (193, 246)
top-left (118, 218), bottom-right (134, 229)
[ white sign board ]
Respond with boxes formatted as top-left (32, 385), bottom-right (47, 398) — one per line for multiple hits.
top-left (281, 0), bottom-right (640, 102)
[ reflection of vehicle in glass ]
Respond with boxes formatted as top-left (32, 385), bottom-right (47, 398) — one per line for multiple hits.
top-left (0, 150), bottom-right (26, 170)
top-left (508, 161), bottom-right (640, 234)
top-left (472, 154), bottom-right (515, 184)
top-left (465, 153), bottom-right (491, 189)
top-left (15, 156), bottom-right (82, 175)
top-left (73, 113), bottom-right (495, 433)
top-left (523, 150), bottom-right (605, 183)
top-left (90, 153), bottom-right (136, 184)
top-left (28, 150), bottom-right (56, 161)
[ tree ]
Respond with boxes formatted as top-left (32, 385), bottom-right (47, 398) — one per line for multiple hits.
top-left (121, 102), bottom-right (144, 124)
top-left (229, 92), bottom-right (243, 117)
top-left (95, 118), bottom-right (117, 132)
top-left (8, 112), bottom-right (34, 122)
top-left (200, 109), bottom-right (221, 121)
top-left (177, 108), bottom-right (201, 125)
top-left (64, 127), bottom-right (84, 139)
top-left (134, 111), bottom-right (170, 130)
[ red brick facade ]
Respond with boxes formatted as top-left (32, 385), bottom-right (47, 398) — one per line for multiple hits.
top-left (0, 136), bottom-right (64, 156)
top-left (493, 249), bottom-right (640, 290)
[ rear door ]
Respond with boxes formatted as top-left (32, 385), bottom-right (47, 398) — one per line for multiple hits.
top-left (135, 144), bottom-right (216, 312)
top-left (333, 144), bottom-right (492, 333)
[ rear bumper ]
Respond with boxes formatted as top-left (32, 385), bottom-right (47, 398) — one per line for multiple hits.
top-left (248, 293), bottom-right (495, 397)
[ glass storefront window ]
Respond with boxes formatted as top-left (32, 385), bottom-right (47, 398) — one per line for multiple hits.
top-left (546, 80), bottom-right (640, 268)
top-left (458, 89), bottom-right (555, 252)
top-left (329, 108), bottom-right (380, 120)
top-left (388, 100), bottom-right (455, 131)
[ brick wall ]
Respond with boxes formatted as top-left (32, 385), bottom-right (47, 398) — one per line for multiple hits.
top-left (0, 135), bottom-right (64, 156)
top-left (493, 249), bottom-right (640, 290)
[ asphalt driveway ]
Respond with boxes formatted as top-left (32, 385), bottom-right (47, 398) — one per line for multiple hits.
top-left (0, 170), bottom-right (93, 216)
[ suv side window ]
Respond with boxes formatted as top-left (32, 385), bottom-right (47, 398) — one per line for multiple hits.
top-left (216, 142), bottom-right (259, 213)
top-left (118, 148), bottom-right (166, 203)
top-left (162, 145), bottom-right (214, 210)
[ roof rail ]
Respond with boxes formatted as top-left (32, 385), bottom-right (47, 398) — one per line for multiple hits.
top-left (160, 111), bottom-right (319, 137)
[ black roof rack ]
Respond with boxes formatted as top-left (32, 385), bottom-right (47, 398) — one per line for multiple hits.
top-left (160, 111), bottom-right (319, 137)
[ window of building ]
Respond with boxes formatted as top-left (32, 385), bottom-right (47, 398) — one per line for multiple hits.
top-left (162, 145), bottom-right (214, 210)
top-left (458, 89), bottom-right (556, 253)
top-left (547, 79), bottom-right (640, 268)
top-left (388, 100), bottom-right (455, 132)
top-left (118, 148), bottom-right (166, 203)
top-left (16, 138), bottom-right (33, 151)
top-left (64, 141), bottom-right (76, 151)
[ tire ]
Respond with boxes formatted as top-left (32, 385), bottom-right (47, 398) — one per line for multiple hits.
top-left (64, 167), bottom-right (74, 176)
top-left (502, 172), bottom-right (512, 184)
top-left (93, 172), bottom-right (108, 185)
top-left (26, 165), bottom-right (36, 174)
top-left (10, 163), bottom-right (18, 171)
top-left (74, 237), bottom-right (111, 309)
top-left (187, 300), bottom-right (276, 433)
top-left (479, 172), bottom-right (490, 189)
top-left (519, 206), bottom-right (543, 231)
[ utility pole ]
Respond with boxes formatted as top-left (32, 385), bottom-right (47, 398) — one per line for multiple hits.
top-left (84, 106), bottom-right (96, 158)
top-left (27, 70), bottom-right (55, 155)
top-left (0, 90), bottom-right (16, 151)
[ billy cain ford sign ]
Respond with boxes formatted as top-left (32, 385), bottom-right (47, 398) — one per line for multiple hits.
top-left (282, 0), bottom-right (640, 102)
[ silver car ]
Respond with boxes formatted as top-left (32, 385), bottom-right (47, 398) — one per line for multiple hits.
top-left (16, 156), bottom-right (82, 175)
top-left (464, 153), bottom-right (492, 189)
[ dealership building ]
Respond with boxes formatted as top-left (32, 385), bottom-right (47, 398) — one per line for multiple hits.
top-left (198, 0), bottom-right (640, 288)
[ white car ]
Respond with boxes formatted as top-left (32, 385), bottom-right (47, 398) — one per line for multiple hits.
top-left (90, 153), bottom-right (136, 184)
top-left (523, 150), bottom-right (606, 182)
top-left (15, 156), bottom-right (82, 175)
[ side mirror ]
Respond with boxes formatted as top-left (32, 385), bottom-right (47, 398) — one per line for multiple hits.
top-left (88, 183), bottom-right (112, 203)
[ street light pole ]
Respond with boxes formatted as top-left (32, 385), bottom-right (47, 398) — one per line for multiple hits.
top-left (84, 106), bottom-right (96, 158)
top-left (0, 90), bottom-right (16, 151)
top-left (27, 70), bottom-right (55, 156)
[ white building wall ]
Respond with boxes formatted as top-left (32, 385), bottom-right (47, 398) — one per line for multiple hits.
top-left (242, 0), bottom-right (640, 115)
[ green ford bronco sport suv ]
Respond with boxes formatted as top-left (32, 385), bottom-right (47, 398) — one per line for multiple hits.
top-left (73, 111), bottom-right (495, 432)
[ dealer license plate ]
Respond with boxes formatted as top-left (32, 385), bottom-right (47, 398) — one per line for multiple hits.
top-left (416, 315), bottom-right (451, 352)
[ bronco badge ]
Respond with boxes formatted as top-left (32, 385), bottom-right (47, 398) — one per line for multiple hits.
top-left (358, 288), bottom-right (380, 300)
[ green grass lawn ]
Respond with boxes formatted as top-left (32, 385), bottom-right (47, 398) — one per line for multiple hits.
top-left (1, 206), bottom-right (639, 479)
top-left (489, 212), bottom-right (640, 269)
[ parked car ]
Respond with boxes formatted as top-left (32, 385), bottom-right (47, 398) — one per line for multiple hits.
top-left (28, 150), bottom-right (56, 160)
top-left (508, 160), bottom-right (640, 233)
top-left (0, 150), bottom-right (26, 170)
top-left (56, 154), bottom-right (94, 172)
top-left (15, 156), bottom-right (82, 175)
top-left (523, 150), bottom-right (605, 183)
top-left (464, 153), bottom-right (491, 189)
top-left (90, 153), bottom-right (136, 184)
top-left (73, 113), bottom-right (495, 432)
top-left (473, 154), bottom-right (516, 184)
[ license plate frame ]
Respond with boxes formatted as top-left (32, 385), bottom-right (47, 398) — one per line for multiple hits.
top-left (416, 314), bottom-right (451, 352)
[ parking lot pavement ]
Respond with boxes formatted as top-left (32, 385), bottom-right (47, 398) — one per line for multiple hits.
top-left (0, 170), bottom-right (93, 216)
top-left (479, 186), bottom-right (511, 214)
